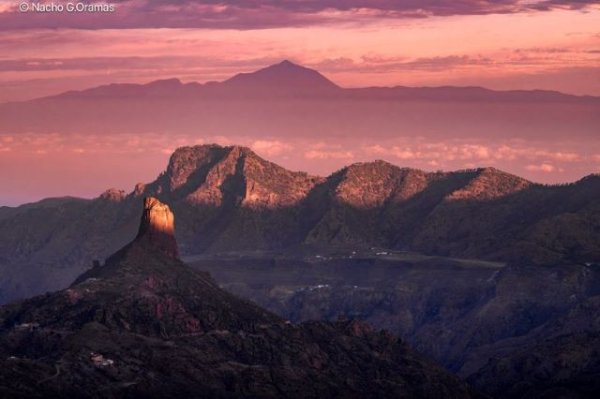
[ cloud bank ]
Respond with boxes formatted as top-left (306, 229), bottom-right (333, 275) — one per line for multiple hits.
top-left (0, 0), bottom-right (598, 29)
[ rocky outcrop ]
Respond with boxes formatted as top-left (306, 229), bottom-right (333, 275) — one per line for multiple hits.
top-left (99, 188), bottom-right (127, 202)
top-left (136, 197), bottom-right (178, 258)
top-left (0, 198), bottom-right (481, 398)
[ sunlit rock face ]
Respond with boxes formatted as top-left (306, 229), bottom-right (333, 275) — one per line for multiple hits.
top-left (136, 197), bottom-right (179, 258)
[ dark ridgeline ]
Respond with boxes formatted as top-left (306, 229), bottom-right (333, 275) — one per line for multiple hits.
top-left (1, 144), bottom-right (599, 304)
top-left (0, 197), bottom-right (480, 398)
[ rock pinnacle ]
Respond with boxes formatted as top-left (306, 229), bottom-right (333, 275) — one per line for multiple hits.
top-left (136, 197), bottom-right (179, 258)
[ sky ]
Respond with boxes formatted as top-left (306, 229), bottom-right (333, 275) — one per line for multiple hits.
top-left (0, 0), bottom-right (599, 101)
top-left (0, 0), bottom-right (599, 205)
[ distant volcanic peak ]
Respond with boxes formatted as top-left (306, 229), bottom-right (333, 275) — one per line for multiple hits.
top-left (136, 197), bottom-right (179, 258)
top-left (224, 60), bottom-right (339, 90)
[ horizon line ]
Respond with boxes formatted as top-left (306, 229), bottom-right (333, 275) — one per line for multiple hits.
top-left (6, 59), bottom-right (600, 104)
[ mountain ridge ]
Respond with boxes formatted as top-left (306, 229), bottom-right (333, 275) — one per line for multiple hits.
top-left (1, 144), bottom-right (599, 304)
top-left (2, 61), bottom-right (597, 142)
top-left (10, 60), bottom-right (598, 104)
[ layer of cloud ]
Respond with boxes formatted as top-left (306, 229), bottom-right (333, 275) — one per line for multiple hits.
top-left (364, 142), bottom-right (586, 165)
top-left (251, 140), bottom-right (293, 157)
top-left (0, 0), bottom-right (598, 29)
top-left (525, 163), bottom-right (557, 172)
top-left (0, 55), bottom-right (284, 74)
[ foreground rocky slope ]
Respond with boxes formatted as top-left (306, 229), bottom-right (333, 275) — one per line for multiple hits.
top-left (1, 144), bottom-right (599, 303)
top-left (0, 198), bottom-right (479, 398)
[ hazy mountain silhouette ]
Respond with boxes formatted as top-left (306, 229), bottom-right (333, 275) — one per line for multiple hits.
top-left (0, 61), bottom-right (598, 139)
top-left (36, 60), bottom-right (596, 102)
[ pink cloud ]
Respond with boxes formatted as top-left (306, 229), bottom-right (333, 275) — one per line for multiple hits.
top-left (305, 143), bottom-right (355, 160)
top-left (525, 163), bottom-right (557, 172)
top-left (305, 150), bottom-right (355, 160)
top-left (251, 140), bottom-right (293, 157)
top-left (390, 147), bottom-right (419, 160)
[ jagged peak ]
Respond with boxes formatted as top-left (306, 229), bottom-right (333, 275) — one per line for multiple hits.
top-left (171, 144), bottom-right (319, 208)
top-left (129, 143), bottom-right (320, 210)
top-left (152, 146), bottom-right (546, 211)
top-left (168, 144), bottom-right (255, 163)
top-left (162, 145), bottom-right (230, 192)
top-left (135, 197), bottom-right (179, 259)
top-left (163, 144), bottom-right (273, 192)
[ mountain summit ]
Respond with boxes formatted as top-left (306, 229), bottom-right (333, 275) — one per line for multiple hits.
top-left (223, 60), bottom-right (339, 92)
